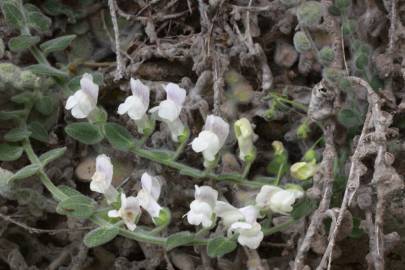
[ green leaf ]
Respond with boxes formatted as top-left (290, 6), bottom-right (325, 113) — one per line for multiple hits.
top-left (58, 184), bottom-right (84, 197)
top-left (1, 2), bottom-right (25, 28)
top-left (56, 195), bottom-right (95, 218)
top-left (165, 231), bottom-right (195, 251)
top-left (40, 34), bottom-right (76, 54)
top-left (4, 128), bottom-right (31, 142)
top-left (104, 123), bottom-right (135, 151)
top-left (11, 91), bottom-right (35, 104)
top-left (337, 108), bottom-right (363, 128)
top-left (354, 54), bottom-right (368, 70)
top-left (291, 197), bottom-right (317, 220)
top-left (28, 121), bottom-right (49, 143)
top-left (83, 226), bottom-right (120, 248)
top-left (207, 237), bottom-right (237, 257)
top-left (24, 4), bottom-right (52, 32)
top-left (9, 164), bottom-right (40, 181)
top-left (34, 95), bottom-right (55, 115)
top-left (0, 110), bottom-right (26, 121)
top-left (8, 35), bottom-right (40, 52)
top-left (0, 167), bottom-right (14, 198)
top-left (28, 64), bottom-right (69, 79)
top-left (39, 147), bottom-right (66, 165)
top-left (65, 122), bottom-right (103, 145)
top-left (0, 144), bottom-right (23, 161)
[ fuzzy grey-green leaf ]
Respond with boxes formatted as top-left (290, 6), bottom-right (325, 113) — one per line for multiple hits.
top-left (65, 122), bottom-right (103, 145)
top-left (0, 144), bottom-right (23, 161)
top-left (4, 128), bottom-right (32, 142)
top-left (8, 35), bottom-right (40, 52)
top-left (56, 195), bottom-right (95, 218)
top-left (83, 226), bottom-right (120, 248)
top-left (166, 231), bottom-right (195, 251)
top-left (39, 147), bottom-right (66, 165)
top-left (207, 237), bottom-right (237, 257)
top-left (104, 123), bottom-right (135, 151)
top-left (10, 164), bottom-right (41, 181)
top-left (40, 35), bottom-right (77, 54)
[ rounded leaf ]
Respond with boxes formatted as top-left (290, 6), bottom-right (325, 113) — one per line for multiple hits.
top-left (65, 122), bottom-right (103, 145)
top-left (166, 231), bottom-right (195, 251)
top-left (104, 123), bottom-right (135, 151)
top-left (297, 1), bottom-right (322, 27)
top-left (293, 31), bottom-right (311, 53)
top-left (83, 226), bottom-right (120, 248)
top-left (0, 144), bottom-right (23, 161)
top-left (207, 237), bottom-right (237, 257)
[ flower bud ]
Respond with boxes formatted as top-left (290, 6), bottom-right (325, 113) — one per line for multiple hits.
top-left (234, 118), bottom-right (256, 161)
top-left (267, 141), bottom-right (288, 176)
top-left (303, 149), bottom-right (317, 162)
top-left (293, 31), bottom-right (311, 53)
top-left (297, 1), bottom-right (322, 27)
top-left (297, 121), bottom-right (310, 139)
top-left (290, 160), bottom-right (317, 180)
top-left (153, 207), bottom-right (171, 226)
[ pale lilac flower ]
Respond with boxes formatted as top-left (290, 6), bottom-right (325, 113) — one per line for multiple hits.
top-left (117, 79), bottom-right (150, 133)
top-left (229, 221), bottom-right (264, 249)
top-left (108, 193), bottom-right (141, 231)
top-left (90, 154), bottom-right (118, 204)
top-left (186, 185), bottom-right (218, 228)
top-left (255, 185), bottom-right (304, 214)
top-left (149, 83), bottom-right (186, 141)
top-left (215, 202), bottom-right (263, 249)
top-left (66, 73), bottom-right (99, 119)
top-left (136, 172), bottom-right (162, 218)
top-left (191, 115), bottom-right (229, 164)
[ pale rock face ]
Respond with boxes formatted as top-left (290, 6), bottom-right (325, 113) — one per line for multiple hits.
top-left (108, 193), bottom-right (141, 231)
top-left (66, 73), bottom-right (99, 119)
top-left (186, 185), bottom-right (218, 228)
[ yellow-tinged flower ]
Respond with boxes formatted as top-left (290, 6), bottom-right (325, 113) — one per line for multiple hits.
top-left (290, 160), bottom-right (317, 180)
top-left (234, 118), bottom-right (256, 161)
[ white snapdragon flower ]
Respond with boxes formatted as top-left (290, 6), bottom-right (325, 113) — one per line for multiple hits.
top-left (229, 221), bottom-right (264, 249)
top-left (255, 185), bottom-right (304, 214)
top-left (234, 118), bottom-right (256, 161)
top-left (108, 193), bottom-right (141, 231)
top-left (214, 202), bottom-right (258, 227)
top-left (191, 115), bottom-right (230, 165)
top-left (137, 172), bottom-right (162, 218)
top-left (90, 154), bottom-right (118, 204)
top-left (215, 202), bottom-right (263, 249)
top-left (149, 83), bottom-right (187, 141)
top-left (186, 185), bottom-right (218, 228)
top-left (117, 78), bottom-right (150, 133)
top-left (65, 73), bottom-right (99, 119)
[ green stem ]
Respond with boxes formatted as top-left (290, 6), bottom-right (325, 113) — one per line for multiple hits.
top-left (173, 128), bottom-right (190, 161)
top-left (262, 218), bottom-right (296, 236)
top-left (242, 157), bottom-right (254, 178)
top-left (132, 147), bottom-right (264, 188)
top-left (29, 46), bottom-right (50, 66)
top-left (22, 139), bottom-right (67, 201)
